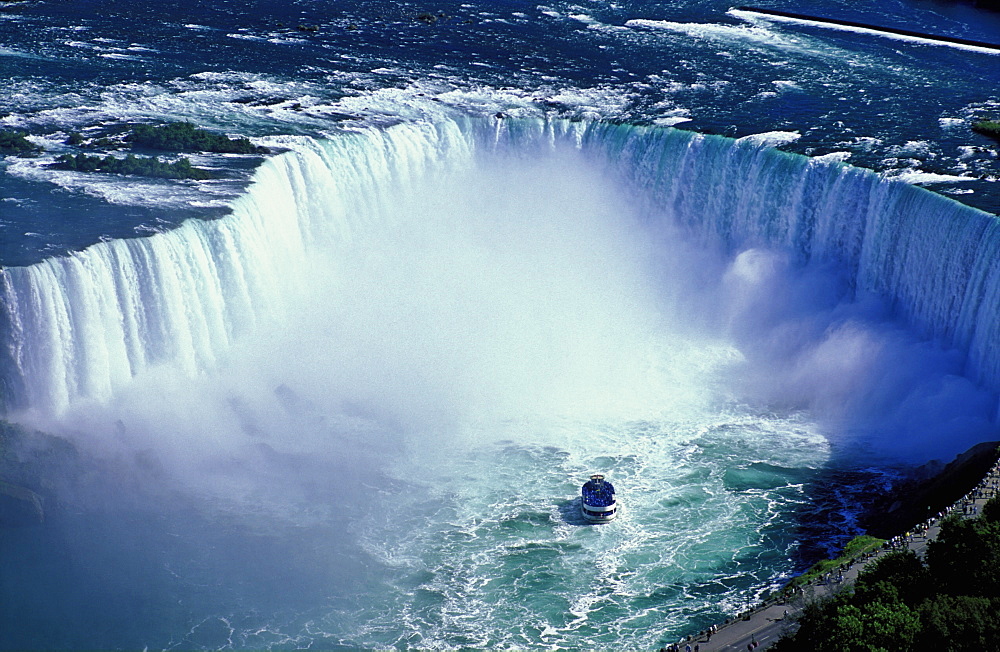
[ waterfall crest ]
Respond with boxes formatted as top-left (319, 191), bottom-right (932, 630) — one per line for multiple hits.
top-left (2, 118), bottom-right (997, 416)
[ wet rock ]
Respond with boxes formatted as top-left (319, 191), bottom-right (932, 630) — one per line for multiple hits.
top-left (0, 480), bottom-right (43, 526)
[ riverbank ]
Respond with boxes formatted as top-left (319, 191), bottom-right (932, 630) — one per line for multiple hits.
top-left (661, 443), bottom-right (1000, 651)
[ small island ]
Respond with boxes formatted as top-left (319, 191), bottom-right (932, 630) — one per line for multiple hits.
top-left (972, 119), bottom-right (1000, 144)
top-left (45, 121), bottom-right (270, 179)
top-left (127, 121), bottom-right (268, 154)
top-left (53, 153), bottom-right (215, 180)
top-left (0, 130), bottom-right (42, 156)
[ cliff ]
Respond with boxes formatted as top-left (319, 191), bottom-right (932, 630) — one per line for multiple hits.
top-left (862, 440), bottom-right (1000, 538)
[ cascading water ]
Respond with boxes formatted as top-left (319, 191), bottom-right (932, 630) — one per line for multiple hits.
top-left (2, 117), bottom-right (999, 649)
top-left (4, 118), bottom-right (999, 419)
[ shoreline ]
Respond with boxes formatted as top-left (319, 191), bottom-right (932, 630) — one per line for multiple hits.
top-left (663, 442), bottom-right (1000, 651)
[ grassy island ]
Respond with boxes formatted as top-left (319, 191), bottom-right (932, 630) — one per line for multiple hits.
top-left (972, 120), bottom-right (1000, 143)
top-left (54, 152), bottom-right (215, 180)
top-left (128, 121), bottom-right (268, 154)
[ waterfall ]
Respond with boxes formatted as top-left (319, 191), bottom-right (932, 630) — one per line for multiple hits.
top-left (2, 117), bottom-right (998, 417)
top-left (573, 122), bottom-right (1000, 388)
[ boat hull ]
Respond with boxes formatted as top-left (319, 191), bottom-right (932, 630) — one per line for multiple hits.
top-left (581, 501), bottom-right (618, 522)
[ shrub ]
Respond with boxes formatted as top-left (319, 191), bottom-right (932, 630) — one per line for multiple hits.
top-left (54, 152), bottom-right (215, 180)
top-left (0, 130), bottom-right (42, 155)
top-left (972, 120), bottom-right (1000, 142)
top-left (128, 121), bottom-right (268, 154)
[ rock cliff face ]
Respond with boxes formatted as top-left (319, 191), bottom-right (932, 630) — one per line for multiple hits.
top-left (862, 440), bottom-right (1000, 538)
top-left (0, 420), bottom-right (80, 527)
top-left (0, 479), bottom-right (43, 525)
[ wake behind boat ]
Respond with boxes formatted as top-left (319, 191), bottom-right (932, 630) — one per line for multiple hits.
top-left (581, 474), bottom-right (618, 522)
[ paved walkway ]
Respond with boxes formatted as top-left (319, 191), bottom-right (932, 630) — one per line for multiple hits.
top-left (659, 460), bottom-right (1000, 652)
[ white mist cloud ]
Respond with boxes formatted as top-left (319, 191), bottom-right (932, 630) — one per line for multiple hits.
top-left (32, 140), bottom-right (725, 507)
top-left (25, 127), bottom-right (995, 505)
top-left (268, 144), bottom-right (694, 432)
top-left (715, 248), bottom-right (996, 461)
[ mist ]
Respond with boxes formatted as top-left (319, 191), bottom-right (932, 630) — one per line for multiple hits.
top-left (17, 130), bottom-right (994, 513)
top-left (32, 144), bottom-right (696, 502)
top-left (716, 247), bottom-right (996, 460)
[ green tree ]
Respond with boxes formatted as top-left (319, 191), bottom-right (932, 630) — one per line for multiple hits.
top-left (128, 121), bottom-right (267, 154)
top-left (0, 130), bottom-right (42, 155)
top-left (979, 494), bottom-right (1000, 523)
top-left (852, 549), bottom-right (931, 606)
top-left (919, 594), bottom-right (1000, 651)
top-left (54, 152), bottom-right (214, 180)
top-left (774, 594), bottom-right (921, 652)
top-left (773, 595), bottom-right (849, 651)
top-left (926, 514), bottom-right (1000, 597)
top-left (834, 600), bottom-right (920, 652)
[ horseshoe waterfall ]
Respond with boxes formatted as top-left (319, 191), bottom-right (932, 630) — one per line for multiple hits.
top-left (3, 119), bottom-right (1000, 650)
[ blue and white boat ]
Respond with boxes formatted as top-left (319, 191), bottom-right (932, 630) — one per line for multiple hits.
top-left (581, 474), bottom-right (618, 522)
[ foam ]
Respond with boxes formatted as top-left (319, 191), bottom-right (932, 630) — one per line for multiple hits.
top-left (729, 8), bottom-right (1000, 56)
top-left (736, 130), bottom-right (801, 147)
top-left (883, 168), bottom-right (972, 185)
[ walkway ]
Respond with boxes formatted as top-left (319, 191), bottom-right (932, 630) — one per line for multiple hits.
top-left (660, 459), bottom-right (1000, 651)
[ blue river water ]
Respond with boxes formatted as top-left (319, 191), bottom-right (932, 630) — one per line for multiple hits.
top-left (2, 1), bottom-right (1000, 650)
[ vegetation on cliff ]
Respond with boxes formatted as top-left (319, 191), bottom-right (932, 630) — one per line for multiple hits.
top-left (53, 152), bottom-right (215, 180)
top-left (774, 497), bottom-right (1000, 651)
top-left (784, 535), bottom-right (886, 590)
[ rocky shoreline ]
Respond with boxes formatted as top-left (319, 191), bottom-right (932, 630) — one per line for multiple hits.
top-left (668, 441), bottom-right (1000, 650)
top-left (861, 440), bottom-right (1000, 539)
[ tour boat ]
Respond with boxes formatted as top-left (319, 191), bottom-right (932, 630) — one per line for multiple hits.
top-left (581, 474), bottom-right (618, 522)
